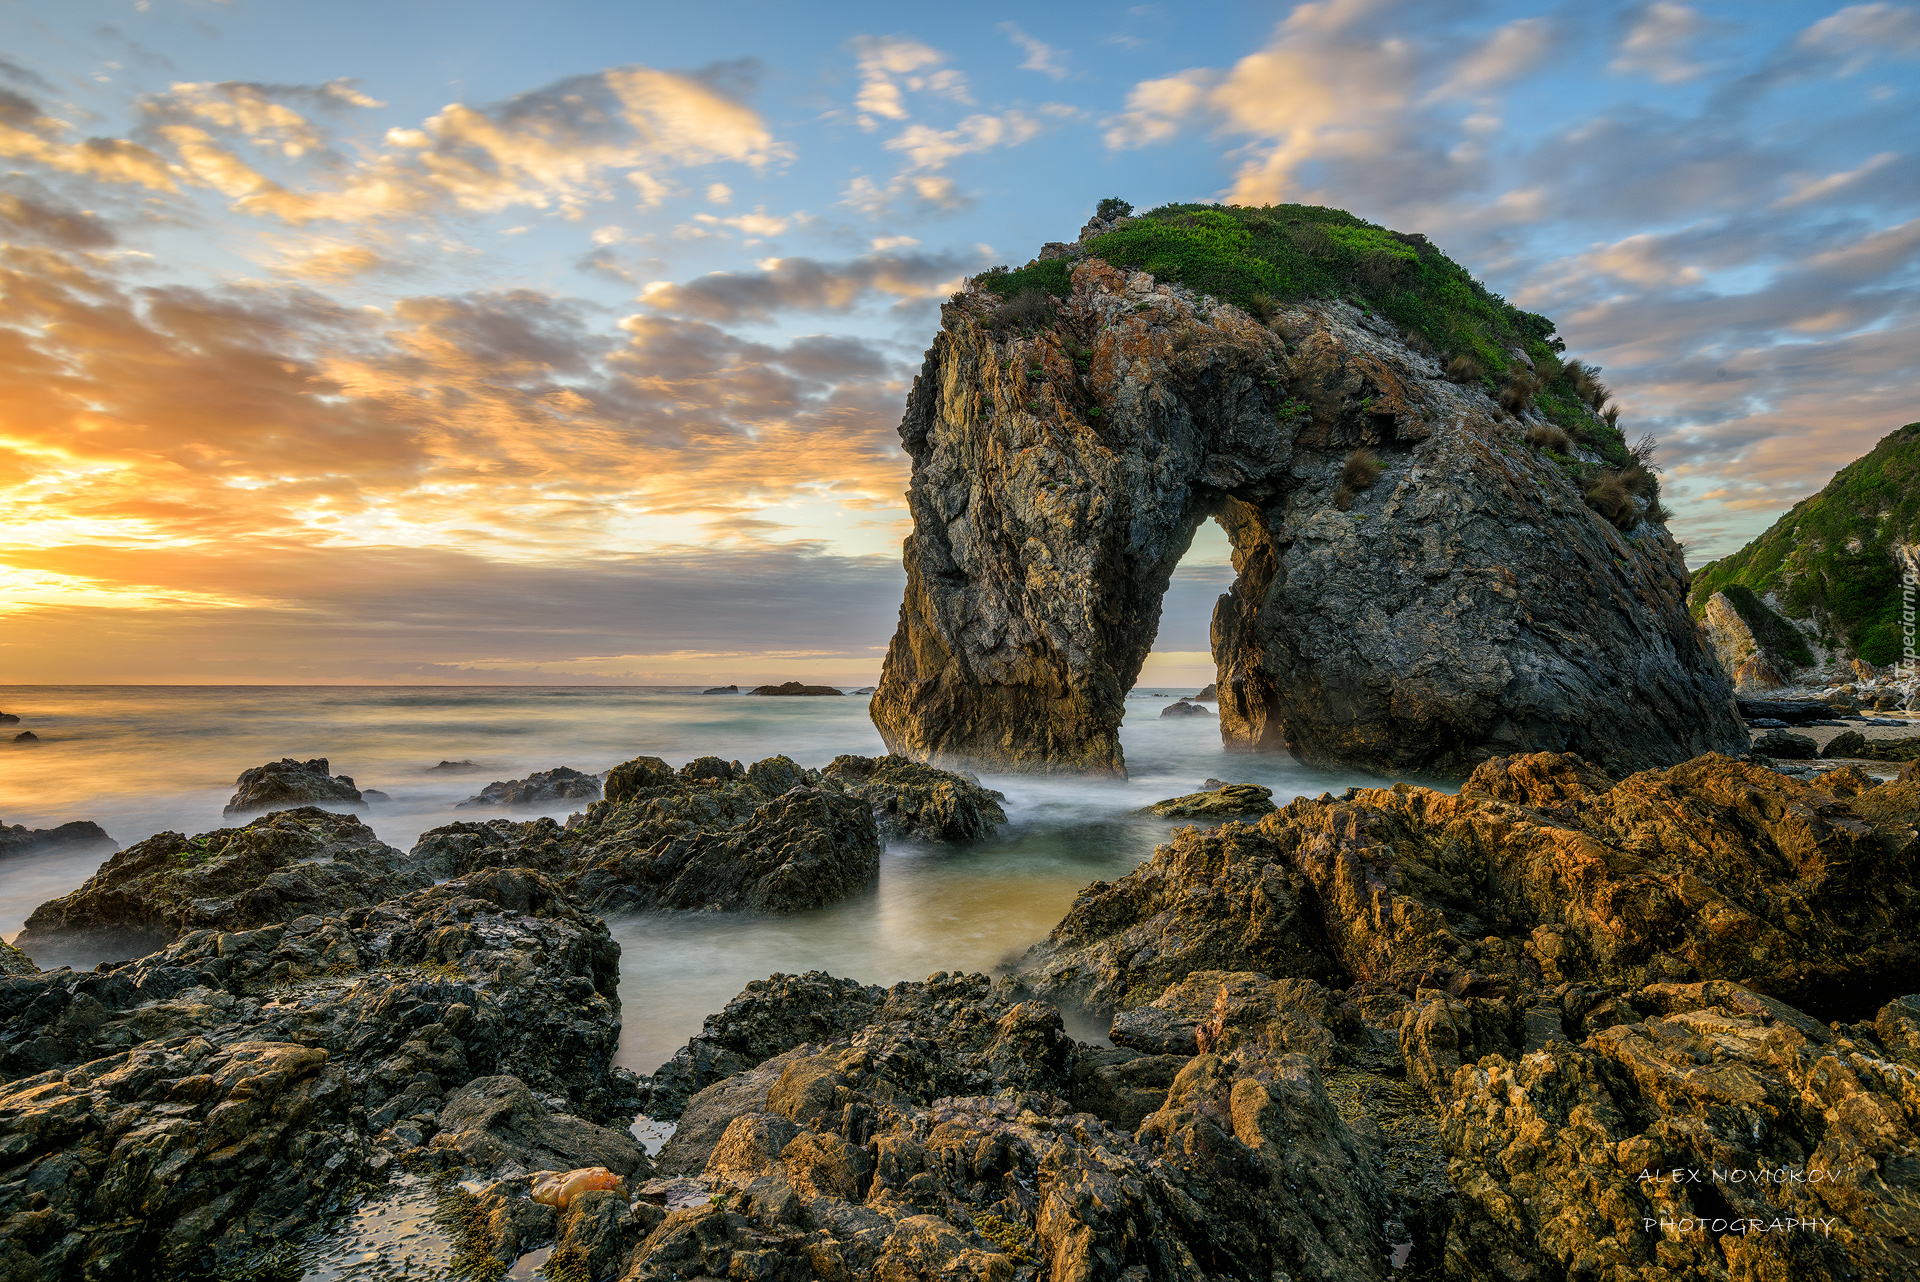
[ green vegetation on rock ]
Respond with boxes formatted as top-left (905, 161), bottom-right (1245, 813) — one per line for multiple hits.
top-left (1690, 422), bottom-right (1920, 666)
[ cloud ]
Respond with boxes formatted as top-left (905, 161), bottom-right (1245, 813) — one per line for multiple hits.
top-left (1431, 18), bottom-right (1556, 98)
top-left (1000, 23), bottom-right (1070, 80)
top-left (1610, 3), bottom-right (1714, 84)
top-left (0, 187), bottom-right (117, 249)
top-left (839, 172), bottom-right (970, 217)
top-left (0, 88), bottom-right (178, 190)
top-left (849, 36), bottom-right (970, 127)
top-left (636, 248), bottom-right (978, 321)
top-left (884, 111), bottom-right (1047, 171)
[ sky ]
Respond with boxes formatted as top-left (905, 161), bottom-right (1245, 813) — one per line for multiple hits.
top-left (0, 0), bottom-right (1915, 685)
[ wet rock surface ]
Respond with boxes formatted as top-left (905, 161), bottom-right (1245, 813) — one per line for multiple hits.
top-left (0, 868), bottom-right (633, 1278)
top-left (223, 756), bottom-right (363, 816)
top-left (871, 259), bottom-right (1743, 778)
top-left (14, 808), bottom-right (440, 966)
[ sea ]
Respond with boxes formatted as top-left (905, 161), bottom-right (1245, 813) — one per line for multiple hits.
top-left (0, 684), bottom-right (1390, 1084)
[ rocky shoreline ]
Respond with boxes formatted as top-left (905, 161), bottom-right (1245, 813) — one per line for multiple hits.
top-left (2, 747), bottom-right (1916, 1280)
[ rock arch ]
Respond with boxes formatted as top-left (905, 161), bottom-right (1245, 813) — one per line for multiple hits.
top-left (871, 259), bottom-right (1745, 778)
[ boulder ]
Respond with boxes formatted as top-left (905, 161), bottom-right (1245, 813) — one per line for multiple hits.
top-left (1736, 698), bottom-right (1834, 725)
top-left (223, 757), bottom-right (362, 815)
top-left (1159, 698), bottom-right (1211, 718)
top-left (1194, 682), bottom-right (1218, 700)
top-left (818, 754), bottom-right (1008, 840)
top-left (0, 868), bottom-right (633, 1278)
top-left (871, 257), bottom-right (1743, 778)
top-left (12, 731), bottom-right (38, 744)
top-left (1139, 781), bottom-right (1275, 819)
top-left (0, 940), bottom-right (34, 977)
top-left (15, 808), bottom-right (437, 964)
top-left (430, 1075), bottom-right (649, 1176)
top-left (1823, 729), bottom-right (1868, 758)
top-left (0, 820), bottom-right (115, 860)
top-left (1753, 730), bottom-right (1818, 759)
top-left (1023, 753), bottom-right (1920, 1019)
top-left (748, 682), bottom-right (845, 696)
top-left (457, 765), bottom-right (602, 808)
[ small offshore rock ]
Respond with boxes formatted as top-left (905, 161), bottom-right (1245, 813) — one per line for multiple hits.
top-left (12, 731), bottom-right (38, 744)
top-left (0, 819), bottom-right (116, 859)
top-left (427, 759), bottom-right (482, 773)
top-left (1160, 699), bottom-right (1212, 718)
top-left (748, 681), bottom-right (844, 696)
top-left (701, 685), bottom-right (739, 694)
top-left (224, 756), bottom-right (362, 815)
top-left (819, 754), bottom-right (1008, 841)
top-left (0, 710), bottom-right (17, 723)
top-left (1195, 682), bottom-right (1218, 700)
top-left (458, 766), bottom-right (603, 808)
top-left (1139, 781), bottom-right (1276, 819)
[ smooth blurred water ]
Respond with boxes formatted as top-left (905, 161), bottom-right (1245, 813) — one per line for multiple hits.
top-left (0, 684), bottom-right (1390, 1075)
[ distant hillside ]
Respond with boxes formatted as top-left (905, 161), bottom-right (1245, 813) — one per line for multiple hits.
top-left (1689, 421), bottom-right (1920, 668)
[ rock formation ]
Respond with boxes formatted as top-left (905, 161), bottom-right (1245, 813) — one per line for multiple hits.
top-left (1159, 698), bottom-right (1211, 718)
top-left (0, 868), bottom-right (637, 1278)
top-left (749, 681), bottom-right (845, 696)
top-left (703, 684), bottom-right (740, 694)
top-left (11, 732), bottom-right (38, 744)
top-left (0, 819), bottom-right (115, 859)
top-left (223, 756), bottom-right (363, 815)
top-left (1138, 780), bottom-right (1275, 819)
top-left (14, 807), bottom-right (440, 964)
top-left (457, 764), bottom-right (602, 808)
top-left (818, 753), bottom-right (1008, 840)
top-left (871, 213), bottom-right (1744, 778)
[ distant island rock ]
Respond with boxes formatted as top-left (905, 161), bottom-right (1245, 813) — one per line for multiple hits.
top-left (457, 766), bottom-right (602, 808)
top-left (702, 685), bottom-right (739, 694)
top-left (747, 682), bottom-right (844, 696)
top-left (1195, 682), bottom-right (1218, 700)
top-left (0, 711), bottom-right (18, 724)
top-left (224, 757), bottom-right (363, 816)
top-left (0, 820), bottom-right (116, 860)
top-left (11, 732), bottom-right (38, 744)
top-left (1160, 699), bottom-right (1212, 718)
top-left (425, 759), bottom-right (483, 773)
top-left (850, 686), bottom-right (877, 694)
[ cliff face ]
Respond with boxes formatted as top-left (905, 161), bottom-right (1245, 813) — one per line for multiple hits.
top-left (873, 254), bottom-right (1744, 778)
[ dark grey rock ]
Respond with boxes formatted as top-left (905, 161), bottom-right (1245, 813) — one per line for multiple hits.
top-left (0, 820), bottom-right (115, 860)
top-left (224, 757), bottom-right (362, 815)
top-left (458, 766), bottom-right (602, 808)
top-left (1754, 730), bottom-right (1819, 759)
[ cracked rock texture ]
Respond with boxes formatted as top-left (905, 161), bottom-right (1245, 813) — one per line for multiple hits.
top-left (871, 258), bottom-right (1743, 777)
top-left (0, 868), bottom-right (632, 1278)
top-left (223, 757), bottom-right (363, 816)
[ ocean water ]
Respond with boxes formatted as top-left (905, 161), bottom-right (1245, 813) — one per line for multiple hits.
top-left (0, 684), bottom-right (1389, 1076)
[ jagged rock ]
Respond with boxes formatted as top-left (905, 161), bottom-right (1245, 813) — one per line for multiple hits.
top-left (1194, 682), bottom-right (1218, 700)
top-left (457, 765), bottom-right (602, 808)
top-left (223, 756), bottom-right (362, 815)
top-left (622, 968), bottom-right (1410, 1282)
top-left (0, 941), bottom-right (34, 977)
top-left (1159, 698), bottom-right (1211, 718)
top-left (426, 759), bottom-right (482, 772)
top-left (871, 258), bottom-right (1742, 778)
top-left (1816, 732), bottom-right (1920, 763)
top-left (702, 685), bottom-right (739, 694)
top-left (0, 819), bottom-right (115, 859)
top-left (1754, 729), bottom-right (1819, 758)
top-left (0, 868), bottom-right (631, 1278)
top-left (1023, 753), bottom-right (1920, 1018)
top-left (14, 808), bottom-right (439, 965)
top-left (1138, 781), bottom-right (1275, 819)
top-left (643, 972), bottom-right (887, 1120)
top-left (818, 754), bottom-right (1008, 841)
top-left (748, 682), bottom-right (844, 696)
top-left (419, 752), bottom-right (1003, 914)
top-left (1433, 980), bottom-right (1920, 1281)
top-left (567, 788), bottom-right (879, 914)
